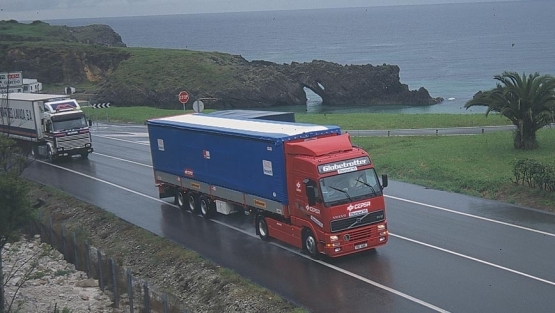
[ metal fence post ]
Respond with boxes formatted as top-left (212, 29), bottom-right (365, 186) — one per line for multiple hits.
top-left (73, 232), bottom-right (79, 270)
top-left (49, 217), bottom-right (54, 245)
top-left (62, 224), bottom-right (67, 260)
top-left (97, 249), bottom-right (104, 291)
top-left (85, 240), bottom-right (91, 278)
top-left (127, 268), bottom-right (134, 313)
top-left (144, 281), bottom-right (151, 313)
top-left (110, 258), bottom-right (119, 308)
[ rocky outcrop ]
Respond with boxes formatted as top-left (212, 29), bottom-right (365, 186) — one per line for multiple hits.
top-left (65, 24), bottom-right (127, 47)
top-left (97, 56), bottom-right (443, 109)
top-left (287, 60), bottom-right (441, 106)
top-left (1, 45), bottom-right (130, 85)
top-left (0, 20), bottom-right (126, 47)
top-left (0, 20), bottom-right (442, 108)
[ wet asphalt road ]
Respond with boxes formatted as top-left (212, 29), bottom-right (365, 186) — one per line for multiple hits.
top-left (22, 123), bottom-right (555, 313)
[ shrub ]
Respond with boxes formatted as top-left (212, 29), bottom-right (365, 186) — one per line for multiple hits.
top-left (513, 158), bottom-right (555, 191)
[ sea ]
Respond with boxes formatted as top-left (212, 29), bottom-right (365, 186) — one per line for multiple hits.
top-left (47, 0), bottom-right (555, 114)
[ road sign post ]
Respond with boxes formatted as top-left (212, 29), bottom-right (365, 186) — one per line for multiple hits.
top-left (91, 102), bottom-right (111, 122)
top-left (179, 91), bottom-right (189, 110)
top-left (192, 100), bottom-right (205, 113)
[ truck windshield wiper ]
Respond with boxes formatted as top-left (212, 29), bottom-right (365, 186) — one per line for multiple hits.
top-left (355, 179), bottom-right (378, 196)
top-left (329, 186), bottom-right (352, 202)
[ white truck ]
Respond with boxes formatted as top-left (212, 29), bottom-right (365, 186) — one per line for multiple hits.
top-left (0, 93), bottom-right (93, 161)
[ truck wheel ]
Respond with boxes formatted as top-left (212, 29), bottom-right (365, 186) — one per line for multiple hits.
top-left (31, 146), bottom-right (39, 159)
top-left (303, 229), bottom-right (320, 259)
top-left (257, 216), bottom-right (269, 241)
top-left (47, 147), bottom-right (56, 163)
top-left (81, 152), bottom-right (89, 159)
top-left (187, 192), bottom-right (200, 214)
top-left (199, 196), bottom-right (214, 218)
top-left (176, 190), bottom-right (186, 210)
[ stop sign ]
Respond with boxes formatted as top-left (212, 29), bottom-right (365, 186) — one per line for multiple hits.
top-left (178, 91), bottom-right (189, 104)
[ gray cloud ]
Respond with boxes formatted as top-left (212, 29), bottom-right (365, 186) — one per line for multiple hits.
top-left (0, 0), bottom-right (515, 21)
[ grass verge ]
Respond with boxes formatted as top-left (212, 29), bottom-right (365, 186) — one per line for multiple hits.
top-left (353, 129), bottom-right (555, 212)
top-left (82, 106), bottom-right (512, 129)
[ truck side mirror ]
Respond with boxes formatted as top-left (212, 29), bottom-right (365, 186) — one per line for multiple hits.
top-left (304, 179), bottom-right (317, 206)
top-left (88, 119), bottom-right (93, 127)
top-left (381, 174), bottom-right (388, 188)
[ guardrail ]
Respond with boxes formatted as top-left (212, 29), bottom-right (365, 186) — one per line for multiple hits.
top-left (344, 123), bottom-right (555, 137)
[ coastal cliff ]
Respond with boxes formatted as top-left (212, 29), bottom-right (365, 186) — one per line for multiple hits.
top-left (0, 20), bottom-right (443, 108)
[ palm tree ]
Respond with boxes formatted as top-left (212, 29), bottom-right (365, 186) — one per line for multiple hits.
top-left (465, 72), bottom-right (555, 150)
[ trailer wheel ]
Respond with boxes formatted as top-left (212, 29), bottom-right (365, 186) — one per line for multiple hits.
top-left (303, 229), bottom-right (319, 259)
top-left (257, 216), bottom-right (269, 241)
top-left (176, 190), bottom-right (187, 211)
top-left (199, 196), bottom-right (214, 218)
top-left (187, 192), bottom-right (200, 214)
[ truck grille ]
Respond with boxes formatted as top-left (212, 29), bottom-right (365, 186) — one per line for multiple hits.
top-left (330, 210), bottom-right (385, 233)
top-left (57, 133), bottom-right (91, 150)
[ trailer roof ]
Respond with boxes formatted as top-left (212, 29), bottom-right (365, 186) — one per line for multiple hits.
top-left (148, 113), bottom-right (340, 141)
top-left (1, 93), bottom-right (69, 101)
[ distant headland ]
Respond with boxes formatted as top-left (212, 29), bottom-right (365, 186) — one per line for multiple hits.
top-left (0, 20), bottom-right (443, 109)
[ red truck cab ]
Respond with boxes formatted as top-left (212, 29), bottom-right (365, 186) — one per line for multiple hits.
top-left (261, 133), bottom-right (388, 258)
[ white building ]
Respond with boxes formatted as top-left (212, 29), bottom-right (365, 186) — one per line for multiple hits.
top-left (0, 72), bottom-right (43, 94)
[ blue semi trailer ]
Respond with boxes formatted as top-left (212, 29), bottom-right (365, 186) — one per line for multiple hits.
top-left (147, 113), bottom-right (389, 258)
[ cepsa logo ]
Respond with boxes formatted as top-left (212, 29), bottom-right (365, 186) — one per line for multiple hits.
top-left (347, 201), bottom-right (371, 212)
top-left (305, 205), bottom-right (320, 215)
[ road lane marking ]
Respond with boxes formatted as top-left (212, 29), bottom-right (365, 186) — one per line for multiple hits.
top-left (391, 233), bottom-right (555, 287)
top-left (93, 152), bottom-right (152, 168)
top-left (94, 134), bottom-right (150, 145)
top-left (37, 159), bottom-right (449, 313)
top-left (189, 219), bottom-right (449, 312)
top-left (96, 132), bottom-right (555, 238)
top-left (386, 195), bottom-right (555, 238)
top-left (39, 160), bottom-right (166, 204)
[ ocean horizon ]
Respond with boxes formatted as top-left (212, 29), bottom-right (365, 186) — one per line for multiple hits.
top-left (47, 0), bottom-right (555, 114)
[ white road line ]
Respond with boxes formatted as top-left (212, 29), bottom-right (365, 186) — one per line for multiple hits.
top-left (93, 152), bottom-right (152, 168)
top-left (90, 142), bottom-right (555, 239)
top-left (210, 219), bottom-right (446, 313)
top-left (38, 159), bottom-right (449, 312)
top-left (94, 134), bottom-right (150, 145)
top-left (391, 233), bottom-right (555, 287)
top-left (386, 195), bottom-right (555, 237)
top-left (41, 160), bottom-right (165, 204)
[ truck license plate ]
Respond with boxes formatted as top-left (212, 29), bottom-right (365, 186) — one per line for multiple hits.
top-left (355, 243), bottom-right (368, 250)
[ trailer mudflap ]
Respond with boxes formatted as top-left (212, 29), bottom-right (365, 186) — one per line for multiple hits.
top-left (157, 185), bottom-right (175, 199)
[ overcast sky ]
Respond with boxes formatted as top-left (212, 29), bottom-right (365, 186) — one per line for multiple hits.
top-left (1, 0), bottom-right (519, 21)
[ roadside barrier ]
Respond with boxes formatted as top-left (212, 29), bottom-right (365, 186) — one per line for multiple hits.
top-left (29, 218), bottom-right (190, 313)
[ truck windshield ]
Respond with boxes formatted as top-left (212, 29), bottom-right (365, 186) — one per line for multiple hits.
top-left (52, 116), bottom-right (88, 131)
top-left (319, 169), bottom-right (382, 207)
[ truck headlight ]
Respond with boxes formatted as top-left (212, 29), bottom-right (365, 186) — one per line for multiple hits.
top-left (377, 224), bottom-right (386, 231)
top-left (330, 235), bottom-right (339, 242)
